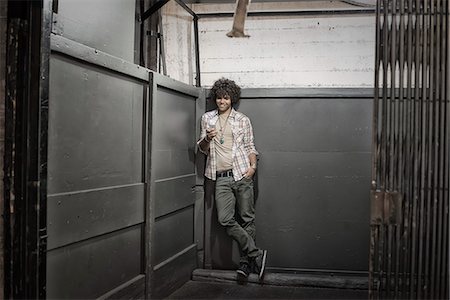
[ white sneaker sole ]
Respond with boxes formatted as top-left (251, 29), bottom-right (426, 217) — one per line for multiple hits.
top-left (236, 269), bottom-right (249, 277)
top-left (258, 250), bottom-right (267, 279)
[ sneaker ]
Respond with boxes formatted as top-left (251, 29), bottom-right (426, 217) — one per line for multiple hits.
top-left (253, 250), bottom-right (267, 280)
top-left (236, 262), bottom-right (251, 278)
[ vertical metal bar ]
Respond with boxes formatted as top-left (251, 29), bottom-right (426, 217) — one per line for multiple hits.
top-left (4, 18), bottom-right (20, 299)
top-left (402, 1), bottom-right (414, 297)
top-left (370, 0), bottom-right (382, 295)
top-left (410, 0), bottom-right (421, 297)
top-left (193, 17), bottom-right (201, 87)
top-left (387, 2), bottom-right (396, 297)
top-left (157, 10), bottom-right (167, 76)
top-left (442, 2), bottom-right (449, 298)
top-left (382, 0), bottom-right (389, 194)
top-left (145, 72), bottom-right (156, 299)
top-left (143, 77), bottom-right (150, 297)
top-left (428, 0), bottom-right (438, 298)
top-left (395, 0), bottom-right (405, 296)
top-left (434, 0), bottom-right (443, 294)
top-left (416, 0), bottom-right (425, 296)
top-left (423, 0), bottom-right (433, 297)
top-left (390, 0), bottom-right (396, 194)
top-left (372, 0), bottom-right (381, 194)
top-left (38, 0), bottom-right (52, 297)
top-left (436, 2), bottom-right (447, 298)
top-left (434, 2), bottom-right (443, 292)
top-left (381, 2), bottom-right (390, 296)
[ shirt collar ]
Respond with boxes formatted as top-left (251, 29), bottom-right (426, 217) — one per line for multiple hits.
top-left (214, 108), bottom-right (237, 119)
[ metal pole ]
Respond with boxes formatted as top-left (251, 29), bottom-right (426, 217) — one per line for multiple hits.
top-left (410, 0), bottom-right (422, 296)
top-left (417, 0), bottom-right (429, 296)
top-left (380, 1), bottom-right (389, 296)
top-left (193, 17), bottom-right (201, 87)
top-left (436, 1), bottom-right (447, 298)
top-left (395, 0), bottom-right (405, 296)
top-left (442, 2), bottom-right (449, 298)
top-left (423, 0), bottom-right (433, 297)
top-left (402, 0), bottom-right (414, 297)
top-left (386, 1), bottom-right (397, 297)
top-left (196, 8), bottom-right (376, 19)
top-left (370, 0), bottom-right (382, 295)
top-left (428, 1), bottom-right (438, 298)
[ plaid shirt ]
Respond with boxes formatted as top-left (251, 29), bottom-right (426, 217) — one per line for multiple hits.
top-left (197, 108), bottom-right (258, 181)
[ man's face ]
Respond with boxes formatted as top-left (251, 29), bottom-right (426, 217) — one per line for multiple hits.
top-left (216, 95), bottom-right (232, 113)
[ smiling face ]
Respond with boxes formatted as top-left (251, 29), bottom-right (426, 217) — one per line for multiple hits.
top-left (216, 94), bottom-right (232, 114)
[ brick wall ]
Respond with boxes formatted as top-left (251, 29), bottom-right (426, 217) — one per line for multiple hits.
top-left (162, 1), bottom-right (375, 88)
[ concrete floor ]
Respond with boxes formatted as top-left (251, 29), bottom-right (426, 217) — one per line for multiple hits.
top-left (167, 281), bottom-right (369, 299)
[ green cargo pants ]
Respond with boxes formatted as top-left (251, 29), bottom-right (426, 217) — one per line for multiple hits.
top-left (215, 176), bottom-right (260, 263)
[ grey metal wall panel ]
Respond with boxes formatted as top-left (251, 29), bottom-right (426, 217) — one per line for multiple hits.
top-left (152, 246), bottom-right (197, 299)
top-left (47, 225), bottom-right (142, 299)
top-left (152, 87), bottom-right (196, 180)
top-left (148, 74), bottom-right (201, 299)
top-left (155, 175), bottom-right (196, 218)
top-left (154, 87), bottom-right (197, 149)
top-left (48, 54), bottom-right (144, 194)
top-left (239, 98), bottom-right (372, 152)
top-left (47, 184), bottom-right (145, 250)
top-left (53, 0), bottom-right (136, 62)
top-left (153, 207), bottom-right (194, 266)
top-left (205, 90), bottom-right (372, 273)
top-left (243, 96), bottom-right (371, 272)
top-left (152, 150), bottom-right (196, 180)
top-left (257, 153), bottom-right (370, 270)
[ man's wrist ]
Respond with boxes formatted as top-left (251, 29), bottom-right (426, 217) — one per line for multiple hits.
top-left (204, 136), bottom-right (211, 143)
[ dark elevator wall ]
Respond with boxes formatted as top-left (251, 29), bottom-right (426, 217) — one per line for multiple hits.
top-left (47, 0), bottom-right (146, 298)
top-left (46, 1), bottom-right (203, 298)
top-left (204, 89), bottom-right (372, 274)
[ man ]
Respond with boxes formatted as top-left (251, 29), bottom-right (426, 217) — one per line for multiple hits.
top-left (197, 78), bottom-right (267, 279)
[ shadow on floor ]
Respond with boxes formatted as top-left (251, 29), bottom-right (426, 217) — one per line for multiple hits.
top-left (166, 280), bottom-right (369, 299)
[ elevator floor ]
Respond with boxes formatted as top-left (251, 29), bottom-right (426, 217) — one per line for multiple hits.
top-left (166, 280), bottom-right (368, 299)
top-left (166, 269), bottom-right (368, 299)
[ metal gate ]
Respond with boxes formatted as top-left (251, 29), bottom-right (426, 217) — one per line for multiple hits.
top-left (370, 0), bottom-right (449, 299)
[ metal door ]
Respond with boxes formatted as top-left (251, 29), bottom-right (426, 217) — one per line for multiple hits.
top-left (147, 73), bottom-right (203, 299)
top-left (47, 0), bottom-right (147, 297)
top-left (45, 0), bottom-right (203, 298)
top-left (370, 0), bottom-right (449, 299)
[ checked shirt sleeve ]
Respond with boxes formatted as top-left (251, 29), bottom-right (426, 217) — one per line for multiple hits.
top-left (197, 113), bottom-right (209, 155)
top-left (243, 117), bottom-right (259, 156)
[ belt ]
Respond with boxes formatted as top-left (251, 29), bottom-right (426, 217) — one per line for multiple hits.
top-left (217, 170), bottom-right (233, 178)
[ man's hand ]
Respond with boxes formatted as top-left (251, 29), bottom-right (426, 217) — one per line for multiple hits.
top-left (243, 167), bottom-right (256, 179)
top-left (206, 128), bottom-right (217, 142)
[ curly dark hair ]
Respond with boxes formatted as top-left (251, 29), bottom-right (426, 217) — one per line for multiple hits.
top-left (209, 78), bottom-right (241, 106)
